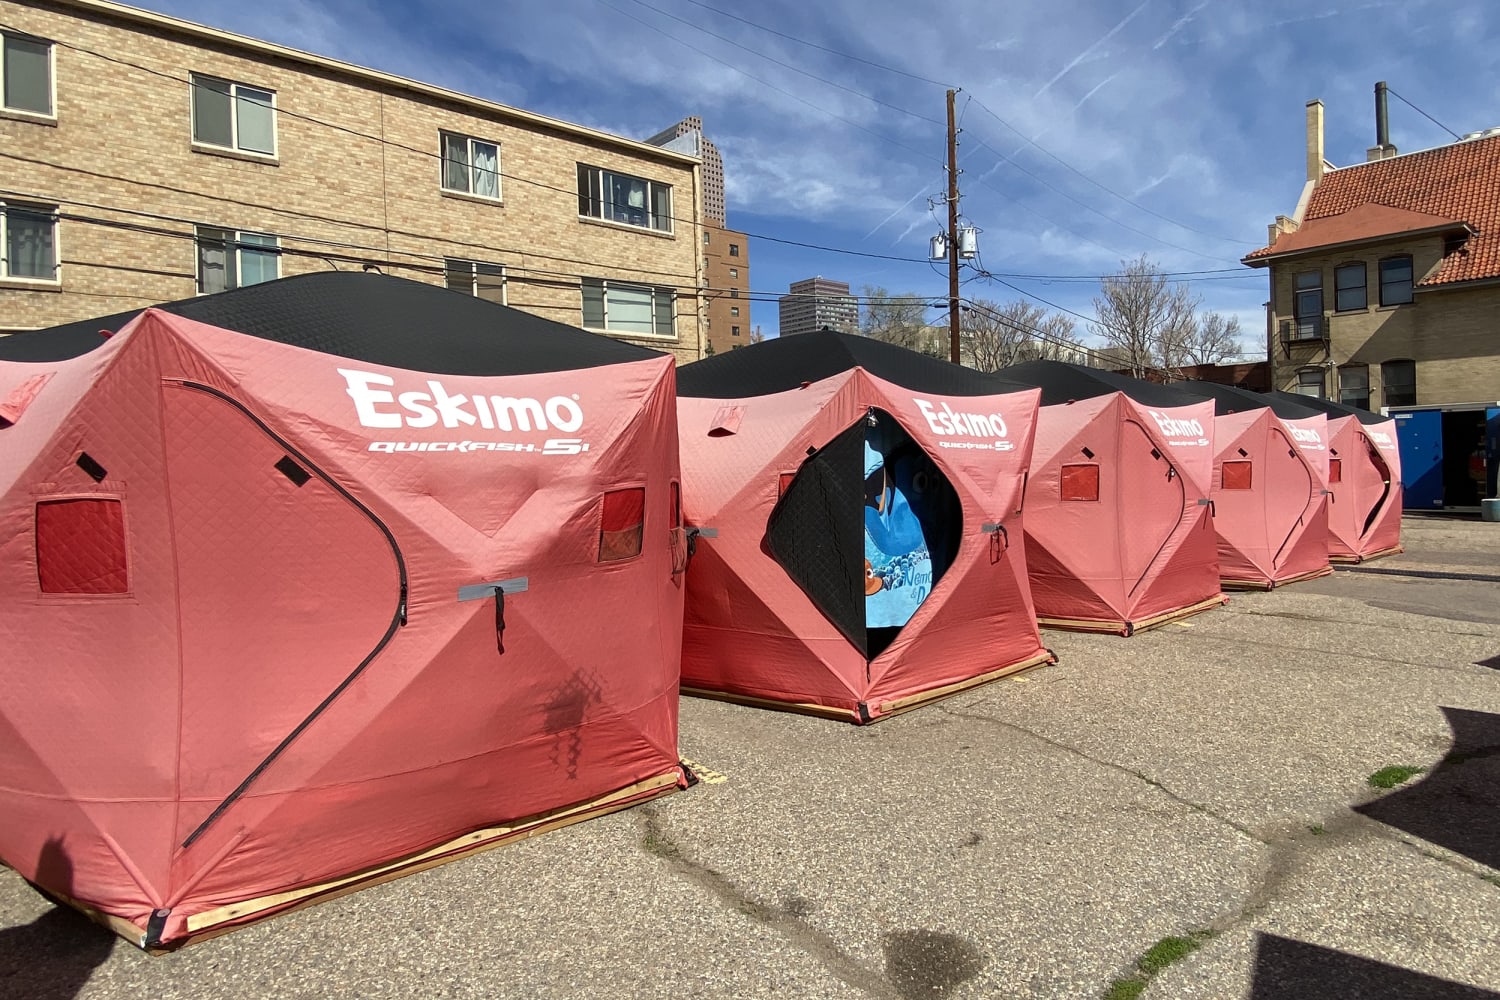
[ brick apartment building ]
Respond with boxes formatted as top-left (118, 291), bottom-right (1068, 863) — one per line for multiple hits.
top-left (0, 0), bottom-right (713, 362)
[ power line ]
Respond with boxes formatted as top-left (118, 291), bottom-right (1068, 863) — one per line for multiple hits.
top-left (673, 0), bottom-right (956, 90)
top-left (1385, 87), bottom-right (1462, 141)
top-left (969, 96), bottom-right (1255, 246)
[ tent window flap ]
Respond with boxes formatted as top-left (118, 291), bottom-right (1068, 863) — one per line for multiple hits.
top-left (36, 497), bottom-right (128, 594)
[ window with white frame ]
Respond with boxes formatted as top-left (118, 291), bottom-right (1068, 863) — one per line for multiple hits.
top-left (581, 278), bottom-right (673, 337)
top-left (445, 258), bottom-right (505, 303)
top-left (577, 164), bottom-right (672, 234)
top-left (196, 227), bottom-right (278, 294)
top-left (192, 74), bottom-right (276, 156)
top-left (3, 32), bottom-right (53, 116)
top-left (1294, 367), bottom-right (1325, 398)
top-left (1, 201), bottom-right (58, 281)
top-left (440, 132), bottom-right (500, 200)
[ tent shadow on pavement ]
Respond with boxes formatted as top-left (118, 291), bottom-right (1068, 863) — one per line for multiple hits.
top-left (1250, 934), bottom-right (1500, 999)
top-left (0, 840), bottom-right (115, 1000)
top-left (1355, 706), bottom-right (1500, 871)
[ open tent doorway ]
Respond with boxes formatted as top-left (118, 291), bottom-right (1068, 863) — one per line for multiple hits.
top-left (766, 409), bottom-right (961, 663)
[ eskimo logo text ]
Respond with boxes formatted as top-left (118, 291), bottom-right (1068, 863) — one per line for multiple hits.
top-left (1148, 410), bottom-right (1206, 439)
top-left (915, 398), bottom-right (1008, 438)
top-left (1369, 429), bottom-right (1394, 447)
top-left (1290, 426), bottom-right (1322, 445)
top-left (339, 369), bottom-right (583, 432)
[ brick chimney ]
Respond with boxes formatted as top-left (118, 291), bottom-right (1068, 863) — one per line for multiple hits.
top-left (1306, 100), bottom-right (1325, 182)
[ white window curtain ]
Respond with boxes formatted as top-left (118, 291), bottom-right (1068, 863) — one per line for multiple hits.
top-left (441, 133), bottom-right (470, 192)
top-left (471, 141), bottom-right (499, 199)
top-left (5, 207), bottom-right (55, 279)
top-left (197, 229), bottom-right (232, 294)
top-left (607, 284), bottom-right (655, 335)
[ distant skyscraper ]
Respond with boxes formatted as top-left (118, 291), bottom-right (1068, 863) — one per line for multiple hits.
top-left (778, 277), bottom-right (858, 337)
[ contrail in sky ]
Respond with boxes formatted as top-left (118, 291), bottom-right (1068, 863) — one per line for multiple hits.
top-left (1033, 0), bottom-right (1152, 100)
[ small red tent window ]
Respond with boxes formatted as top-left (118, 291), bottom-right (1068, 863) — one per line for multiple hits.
top-left (1222, 461), bottom-right (1253, 491)
top-left (599, 487), bottom-right (645, 561)
top-left (1328, 459), bottom-right (1342, 484)
top-left (1060, 464), bottom-right (1100, 502)
top-left (778, 472), bottom-right (796, 497)
top-left (36, 498), bottom-right (128, 594)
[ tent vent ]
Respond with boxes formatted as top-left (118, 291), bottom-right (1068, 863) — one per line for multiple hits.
top-left (1081, 446), bottom-right (1095, 459)
top-left (1150, 448), bottom-right (1162, 461)
top-left (1237, 448), bottom-right (1249, 458)
top-left (1329, 459), bottom-right (1343, 484)
top-left (76, 452), bottom-right (107, 483)
top-left (274, 456), bottom-right (312, 486)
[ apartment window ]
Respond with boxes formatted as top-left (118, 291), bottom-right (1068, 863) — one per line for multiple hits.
top-left (3, 32), bottom-right (52, 116)
top-left (729, 243), bottom-right (739, 257)
top-left (1382, 359), bottom-right (1416, 407)
top-left (1334, 262), bottom-right (1366, 311)
top-left (730, 306), bottom-right (739, 317)
top-left (192, 75), bottom-right (276, 156)
top-left (1294, 367), bottom-right (1324, 398)
top-left (196, 227), bottom-right (278, 294)
top-left (577, 164), bottom-right (672, 233)
top-left (445, 259), bottom-right (505, 304)
top-left (1338, 364), bottom-right (1370, 410)
top-left (728, 268), bottom-right (738, 279)
top-left (440, 132), bottom-right (500, 200)
top-left (730, 288), bottom-right (739, 299)
top-left (582, 278), bottom-right (673, 337)
top-left (1, 202), bottom-right (58, 281)
top-left (703, 231), bottom-right (710, 245)
top-left (732, 326), bottom-right (741, 337)
top-left (1443, 232), bottom-right (1467, 257)
top-left (1379, 255), bottom-right (1413, 306)
top-left (1293, 270), bottom-right (1322, 337)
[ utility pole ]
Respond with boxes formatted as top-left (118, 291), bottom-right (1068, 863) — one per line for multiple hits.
top-left (946, 89), bottom-right (961, 364)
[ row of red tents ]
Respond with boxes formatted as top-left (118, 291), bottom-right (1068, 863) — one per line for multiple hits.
top-left (0, 274), bottom-right (1402, 948)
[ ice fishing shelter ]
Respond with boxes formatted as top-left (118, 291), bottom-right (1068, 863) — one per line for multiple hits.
top-left (998, 361), bottom-right (1223, 634)
top-left (1268, 392), bottom-right (1404, 562)
top-left (0, 273), bottom-right (689, 949)
top-left (1181, 381), bottom-right (1332, 589)
top-left (675, 331), bottom-right (1051, 723)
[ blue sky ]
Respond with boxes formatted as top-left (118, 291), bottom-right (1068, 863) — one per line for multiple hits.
top-left (137, 0), bottom-right (1500, 350)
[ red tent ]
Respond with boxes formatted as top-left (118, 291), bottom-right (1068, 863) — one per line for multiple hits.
top-left (0, 273), bottom-right (688, 949)
top-left (999, 361), bottom-right (1223, 634)
top-left (1183, 382), bottom-right (1332, 589)
top-left (1270, 393), bottom-right (1404, 562)
top-left (675, 332), bottom-right (1051, 724)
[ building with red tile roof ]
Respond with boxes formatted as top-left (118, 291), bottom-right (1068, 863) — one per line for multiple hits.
top-left (1242, 98), bottom-right (1500, 414)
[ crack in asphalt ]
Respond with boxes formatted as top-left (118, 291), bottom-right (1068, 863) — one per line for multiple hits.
top-left (1219, 605), bottom-right (1498, 639)
top-left (635, 806), bottom-right (903, 1000)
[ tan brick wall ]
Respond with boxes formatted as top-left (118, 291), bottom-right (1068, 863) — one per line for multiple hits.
top-left (0, 0), bottom-right (707, 363)
top-left (1262, 234), bottom-right (1500, 407)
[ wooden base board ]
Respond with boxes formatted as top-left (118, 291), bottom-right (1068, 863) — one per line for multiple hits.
top-left (1037, 593), bottom-right (1228, 636)
top-left (1223, 565), bottom-right (1334, 590)
top-left (53, 769), bottom-right (684, 952)
top-left (1330, 544), bottom-right (1404, 565)
top-left (683, 649), bottom-right (1058, 725)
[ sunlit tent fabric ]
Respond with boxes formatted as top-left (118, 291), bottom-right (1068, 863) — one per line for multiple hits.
top-left (0, 273), bottom-right (688, 949)
top-left (1267, 392), bottom-right (1403, 562)
top-left (1180, 381), bottom-right (1332, 589)
top-left (675, 331), bottom-right (1051, 723)
top-left (999, 360), bottom-right (1223, 634)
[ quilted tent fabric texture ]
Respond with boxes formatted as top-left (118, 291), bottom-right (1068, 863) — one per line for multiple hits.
top-left (1000, 361), bottom-right (1223, 635)
top-left (1181, 382), bottom-right (1333, 589)
top-left (1267, 392), bottom-right (1404, 562)
top-left (0, 274), bottom-right (686, 948)
top-left (675, 331), bottom-right (1051, 723)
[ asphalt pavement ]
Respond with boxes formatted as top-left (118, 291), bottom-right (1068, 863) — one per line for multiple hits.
top-left (2, 514), bottom-right (1497, 999)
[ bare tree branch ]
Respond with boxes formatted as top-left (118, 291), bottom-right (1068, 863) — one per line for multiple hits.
top-left (961, 299), bottom-right (1084, 372)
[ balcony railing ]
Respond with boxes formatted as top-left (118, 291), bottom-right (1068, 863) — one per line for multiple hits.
top-left (1279, 316), bottom-right (1327, 356)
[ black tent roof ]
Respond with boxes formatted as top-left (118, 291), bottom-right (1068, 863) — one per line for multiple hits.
top-left (1266, 391), bottom-right (1389, 426)
top-left (676, 329), bottom-right (1027, 398)
top-left (0, 272), bottom-right (660, 375)
top-left (1179, 380), bottom-right (1324, 420)
top-left (998, 359), bottom-right (1212, 408)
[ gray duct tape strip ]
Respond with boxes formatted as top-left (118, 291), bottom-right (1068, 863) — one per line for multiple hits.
top-left (458, 576), bottom-right (530, 602)
top-left (981, 522), bottom-right (1003, 533)
top-left (693, 527), bottom-right (719, 537)
top-left (1197, 498), bottom-right (1213, 506)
